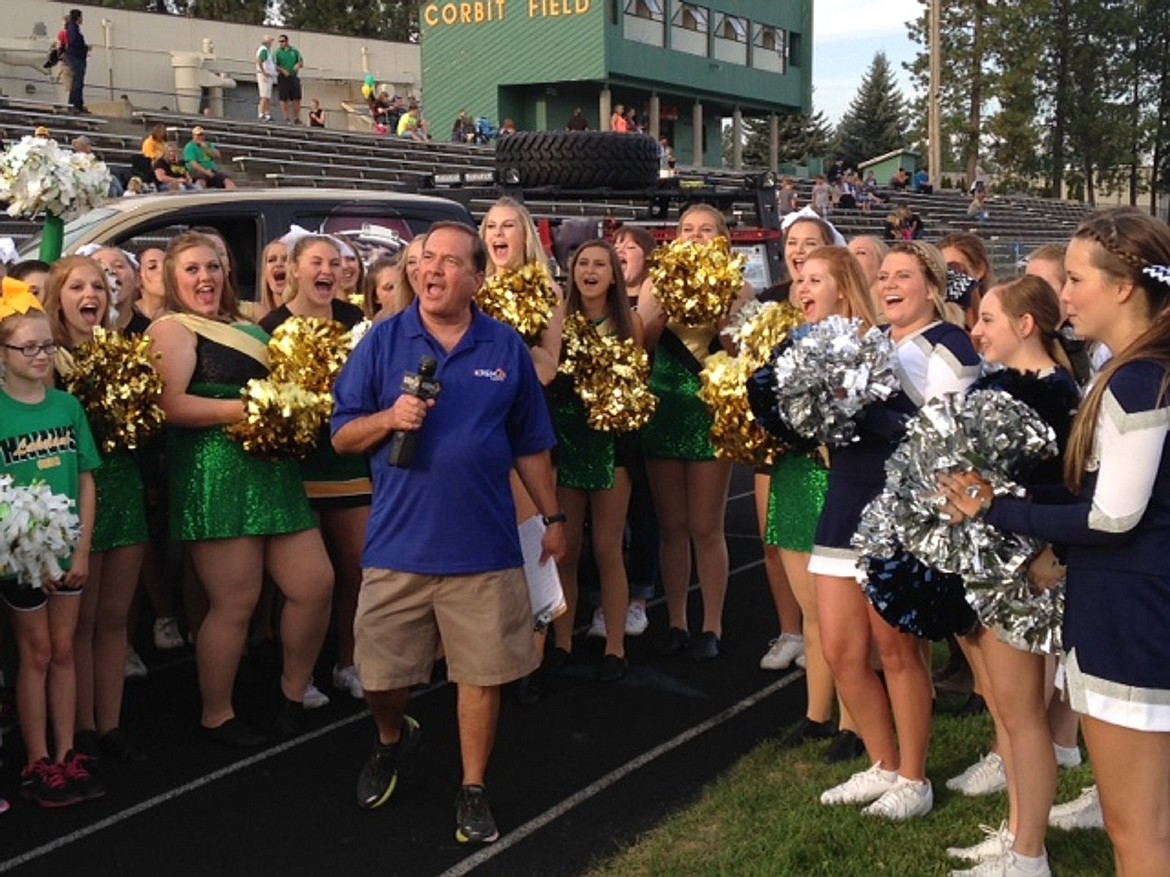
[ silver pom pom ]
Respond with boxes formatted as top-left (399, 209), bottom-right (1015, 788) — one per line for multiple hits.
top-left (770, 316), bottom-right (900, 446)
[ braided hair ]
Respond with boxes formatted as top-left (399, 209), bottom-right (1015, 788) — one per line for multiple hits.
top-left (1064, 207), bottom-right (1170, 491)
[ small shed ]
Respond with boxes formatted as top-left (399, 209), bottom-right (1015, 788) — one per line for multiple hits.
top-left (857, 148), bottom-right (920, 184)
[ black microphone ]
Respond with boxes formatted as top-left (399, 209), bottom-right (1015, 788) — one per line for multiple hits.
top-left (387, 355), bottom-right (441, 468)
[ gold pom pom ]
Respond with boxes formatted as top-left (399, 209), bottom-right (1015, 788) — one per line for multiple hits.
top-left (559, 312), bottom-right (657, 433)
top-left (64, 327), bottom-right (165, 454)
top-left (699, 300), bottom-right (804, 465)
top-left (226, 379), bottom-right (334, 461)
top-left (267, 317), bottom-right (352, 395)
top-left (648, 236), bottom-right (746, 328)
top-left (477, 263), bottom-right (558, 343)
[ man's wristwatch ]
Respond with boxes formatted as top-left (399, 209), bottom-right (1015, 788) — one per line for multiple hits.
top-left (541, 512), bottom-right (567, 526)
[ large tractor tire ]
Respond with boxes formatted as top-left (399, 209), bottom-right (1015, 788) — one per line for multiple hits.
top-left (496, 131), bottom-right (660, 189)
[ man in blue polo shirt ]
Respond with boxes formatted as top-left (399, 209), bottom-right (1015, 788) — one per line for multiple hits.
top-left (332, 221), bottom-right (564, 845)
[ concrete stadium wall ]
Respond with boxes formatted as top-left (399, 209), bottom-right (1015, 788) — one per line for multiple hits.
top-left (0, 1), bottom-right (420, 128)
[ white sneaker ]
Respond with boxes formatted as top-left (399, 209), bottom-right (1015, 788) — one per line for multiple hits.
top-left (760, 633), bottom-right (805, 671)
top-left (946, 752), bottom-right (1007, 796)
top-left (124, 647), bottom-right (148, 679)
top-left (153, 617), bottom-right (185, 651)
top-left (1048, 785), bottom-right (1104, 830)
top-left (1053, 743), bottom-right (1082, 769)
top-left (947, 822), bottom-right (1014, 862)
top-left (861, 777), bottom-right (933, 820)
top-left (625, 603), bottom-right (649, 636)
top-left (820, 762), bottom-right (898, 806)
top-left (332, 664), bottom-right (364, 700)
top-left (951, 851), bottom-right (1051, 877)
top-left (795, 652), bottom-right (807, 669)
top-left (587, 607), bottom-right (607, 639)
top-left (303, 681), bottom-right (331, 710)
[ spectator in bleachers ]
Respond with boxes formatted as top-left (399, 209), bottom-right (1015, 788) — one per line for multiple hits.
top-left (777, 178), bottom-right (799, 215)
top-left (72, 137), bottom-right (123, 197)
top-left (63, 9), bottom-right (90, 114)
top-left (153, 142), bottom-right (197, 192)
top-left (890, 168), bottom-right (910, 190)
top-left (183, 127), bottom-right (236, 190)
top-left (811, 175), bottom-right (832, 216)
top-left (397, 105), bottom-right (427, 141)
top-left (967, 191), bottom-right (989, 221)
top-left (611, 104), bottom-right (628, 133)
top-left (52, 13), bottom-right (71, 99)
top-left (971, 162), bottom-right (990, 195)
top-left (274, 34), bottom-right (304, 124)
top-left (141, 125), bottom-right (168, 163)
top-left (255, 35), bottom-right (277, 122)
top-left (498, 118), bottom-right (518, 136)
top-left (625, 107), bottom-right (640, 133)
top-left (308, 99), bottom-right (326, 129)
top-left (566, 107), bottom-right (589, 131)
top-left (912, 168), bottom-right (932, 194)
top-left (123, 177), bottom-right (145, 196)
top-left (451, 111), bottom-right (476, 143)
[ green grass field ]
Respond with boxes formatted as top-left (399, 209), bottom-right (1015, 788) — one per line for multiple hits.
top-left (589, 697), bottom-right (1115, 876)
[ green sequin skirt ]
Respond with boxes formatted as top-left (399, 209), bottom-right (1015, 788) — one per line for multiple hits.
top-left (641, 345), bottom-right (717, 461)
top-left (167, 426), bottom-right (315, 542)
top-left (91, 450), bottom-right (149, 552)
top-left (766, 453), bottom-right (829, 553)
top-left (552, 393), bottom-right (616, 491)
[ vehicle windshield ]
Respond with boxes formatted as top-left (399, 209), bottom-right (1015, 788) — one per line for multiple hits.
top-left (16, 207), bottom-right (121, 259)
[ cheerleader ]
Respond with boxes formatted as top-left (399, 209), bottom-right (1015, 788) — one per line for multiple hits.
top-left (638, 204), bottom-right (752, 660)
top-left (259, 234), bottom-right (369, 702)
top-left (818, 242), bottom-right (979, 820)
top-left (939, 231), bottom-right (995, 329)
top-left (766, 244), bottom-right (875, 761)
top-left (147, 232), bottom-right (333, 746)
top-left (335, 238), bottom-right (364, 304)
top-left (479, 200), bottom-right (564, 692)
top-left (135, 247), bottom-right (167, 321)
top-left (940, 277), bottom-right (1079, 877)
top-left (258, 238), bottom-right (290, 318)
top-left (942, 209), bottom-right (1170, 877)
top-left (549, 241), bottom-right (643, 680)
top-left (44, 257), bottom-right (151, 766)
top-left (612, 226), bottom-right (659, 636)
top-left (756, 215), bottom-right (832, 676)
top-left (91, 247), bottom-right (147, 334)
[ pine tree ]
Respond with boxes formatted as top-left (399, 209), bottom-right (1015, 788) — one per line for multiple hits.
top-left (727, 110), bottom-right (837, 168)
top-left (834, 52), bottom-right (908, 167)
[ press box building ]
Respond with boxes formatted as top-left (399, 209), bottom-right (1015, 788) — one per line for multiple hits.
top-left (420, 0), bottom-right (813, 168)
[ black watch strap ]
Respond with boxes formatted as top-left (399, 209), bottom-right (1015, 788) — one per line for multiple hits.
top-left (541, 512), bottom-right (567, 526)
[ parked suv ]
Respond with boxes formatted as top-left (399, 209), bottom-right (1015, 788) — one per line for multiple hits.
top-left (18, 189), bottom-right (474, 299)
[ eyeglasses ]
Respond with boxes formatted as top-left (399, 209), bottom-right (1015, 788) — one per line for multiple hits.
top-left (3, 342), bottom-right (57, 358)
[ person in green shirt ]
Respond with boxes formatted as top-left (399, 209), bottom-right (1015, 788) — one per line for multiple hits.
top-left (0, 283), bottom-right (100, 808)
top-left (274, 34), bottom-right (304, 124)
top-left (183, 126), bottom-right (236, 190)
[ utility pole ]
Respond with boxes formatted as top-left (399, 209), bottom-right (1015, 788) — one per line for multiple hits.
top-left (928, 0), bottom-right (942, 183)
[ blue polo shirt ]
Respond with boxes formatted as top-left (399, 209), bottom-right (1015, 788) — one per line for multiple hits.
top-left (332, 301), bottom-right (556, 575)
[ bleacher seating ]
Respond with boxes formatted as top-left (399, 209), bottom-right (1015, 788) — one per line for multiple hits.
top-left (0, 98), bottom-right (1099, 274)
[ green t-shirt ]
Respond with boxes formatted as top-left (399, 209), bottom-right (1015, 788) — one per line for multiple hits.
top-left (274, 45), bottom-right (302, 77)
top-left (0, 387), bottom-right (101, 503)
top-left (183, 139), bottom-right (216, 174)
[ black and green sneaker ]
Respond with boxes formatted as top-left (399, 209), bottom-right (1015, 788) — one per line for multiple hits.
top-left (356, 715), bottom-right (420, 810)
top-left (455, 784), bottom-right (499, 844)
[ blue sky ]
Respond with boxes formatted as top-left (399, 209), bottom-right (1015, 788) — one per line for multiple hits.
top-left (813, 0), bottom-right (922, 125)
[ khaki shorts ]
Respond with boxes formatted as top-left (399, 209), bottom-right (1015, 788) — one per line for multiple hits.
top-left (354, 567), bottom-right (537, 691)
